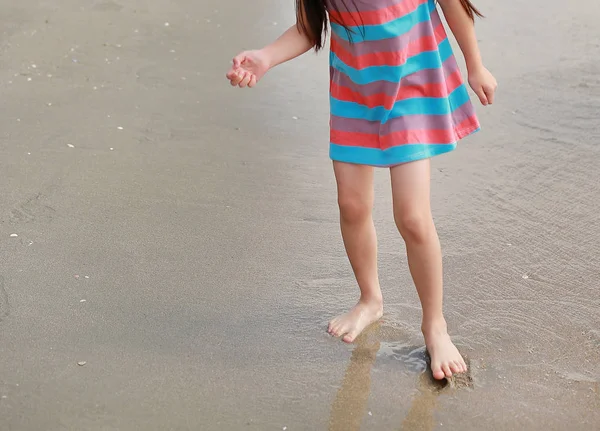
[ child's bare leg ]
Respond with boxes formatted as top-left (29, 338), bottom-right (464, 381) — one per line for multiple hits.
top-left (390, 159), bottom-right (467, 380)
top-left (328, 161), bottom-right (383, 343)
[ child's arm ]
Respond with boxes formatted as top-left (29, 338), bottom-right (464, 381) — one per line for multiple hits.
top-left (437, 0), bottom-right (497, 105)
top-left (263, 24), bottom-right (315, 69)
top-left (226, 7), bottom-right (315, 88)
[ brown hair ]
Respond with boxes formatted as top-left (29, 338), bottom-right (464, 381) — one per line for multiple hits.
top-left (296, 0), bottom-right (483, 51)
top-left (459, 0), bottom-right (484, 20)
top-left (295, 0), bottom-right (329, 52)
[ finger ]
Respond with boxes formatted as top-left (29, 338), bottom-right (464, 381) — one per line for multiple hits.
top-left (484, 85), bottom-right (495, 105)
top-left (226, 69), bottom-right (238, 80)
top-left (230, 70), bottom-right (244, 87)
top-left (475, 87), bottom-right (488, 106)
top-left (232, 53), bottom-right (246, 69)
top-left (238, 72), bottom-right (252, 88)
top-left (247, 75), bottom-right (257, 88)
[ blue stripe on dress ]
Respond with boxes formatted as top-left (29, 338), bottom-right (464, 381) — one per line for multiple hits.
top-left (330, 38), bottom-right (452, 85)
top-left (330, 1), bottom-right (434, 43)
top-left (329, 142), bottom-right (459, 167)
top-left (330, 84), bottom-right (471, 122)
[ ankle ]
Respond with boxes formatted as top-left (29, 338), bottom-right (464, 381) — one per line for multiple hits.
top-left (421, 317), bottom-right (448, 336)
top-left (359, 294), bottom-right (384, 309)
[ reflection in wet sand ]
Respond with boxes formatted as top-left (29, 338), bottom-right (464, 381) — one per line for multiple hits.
top-left (328, 325), bottom-right (443, 431)
top-left (328, 337), bottom-right (380, 431)
top-left (399, 373), bottom-right (438, 431)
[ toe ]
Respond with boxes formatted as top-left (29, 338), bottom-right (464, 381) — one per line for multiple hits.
top-left (342, 329), bottom-right (359, 344)
top-left (461, 359), bottom-right (468, 373)
top-left (450, 361), bottom-right (461, 374)
top-left (431, 363), bottom-right (445, 380)
top-left (331, 324), bottom-right (343, 337)
top-left (442, 364), bottom-right (453, 378)
top-left (330, 319), bottom-right (343, 332)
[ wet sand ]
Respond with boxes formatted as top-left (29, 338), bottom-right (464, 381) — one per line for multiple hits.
top-left (1, 0), bottom-right (599, 429)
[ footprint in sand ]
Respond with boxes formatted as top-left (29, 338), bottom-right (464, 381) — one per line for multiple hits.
top-left (92, 1), bottom-right (123, 12)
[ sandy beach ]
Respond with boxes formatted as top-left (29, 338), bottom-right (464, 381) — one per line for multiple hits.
top-left (1, 0), bottom-right (599, 429)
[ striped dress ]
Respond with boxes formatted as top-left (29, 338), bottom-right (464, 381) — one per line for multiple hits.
top-left (326, 0), bottom-right (480, 167)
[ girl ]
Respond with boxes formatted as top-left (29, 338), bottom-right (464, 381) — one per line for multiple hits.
top-left (226, 0), bottom-right (497, 380)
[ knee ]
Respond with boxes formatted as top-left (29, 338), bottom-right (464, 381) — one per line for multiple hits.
top-left (338, 193), bottom-right (371, 224)
top-left (394, 211), bottom-right (433, 244)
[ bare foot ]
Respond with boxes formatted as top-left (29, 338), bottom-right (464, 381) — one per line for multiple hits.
top-left (423, 323), bottom-right (467, 380)
top-left (328, 299), bottom-right (383, 343)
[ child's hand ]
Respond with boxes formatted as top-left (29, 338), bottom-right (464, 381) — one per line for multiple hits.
top-left (226, 50), bottom-right (270, 88)
top-left (468, 66), bottom-right (497, 106)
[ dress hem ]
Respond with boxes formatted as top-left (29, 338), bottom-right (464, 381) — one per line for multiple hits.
top-left (329, 126), bottom-right (480, 167)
